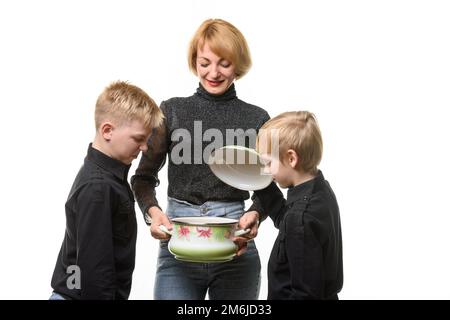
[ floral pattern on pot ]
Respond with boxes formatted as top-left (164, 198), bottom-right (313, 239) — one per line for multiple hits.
top-left (196, 227), bottom-right (212, 238)
top-left (174, 225), bottom-right (233, 242)
top-left (177, 226), bottom-right (190, 239)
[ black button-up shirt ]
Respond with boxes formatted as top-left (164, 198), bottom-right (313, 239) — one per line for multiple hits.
top-left (255, 171), bottom-right (343, 299)
top-left (51, 144), bottom-right (137, 299)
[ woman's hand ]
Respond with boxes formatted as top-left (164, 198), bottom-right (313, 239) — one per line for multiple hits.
top-left (238, 210), bottom-right (260, 239)
top-left (233, 211), bottom-right (260, 255)
top-left (148, 206), bottom-right (172, 240)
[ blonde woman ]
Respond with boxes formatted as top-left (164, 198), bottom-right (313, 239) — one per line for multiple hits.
top-left (132, 19), bottom-right (269, 299)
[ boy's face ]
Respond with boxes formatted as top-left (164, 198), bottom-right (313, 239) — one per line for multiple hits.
top-left (260, 153), bottom-right (294, 189)
top-left (108, 119), bottom-right (151, 165)
top-left (258, 134), bottom-right (297, 188)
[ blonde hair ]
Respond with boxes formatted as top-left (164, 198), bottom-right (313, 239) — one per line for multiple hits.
top-left (259, 111), bottom-right (323, 174)
top-left (188, 19), bottom-right (252, 80)
top-left (95, 81), bottom-right (164, 130)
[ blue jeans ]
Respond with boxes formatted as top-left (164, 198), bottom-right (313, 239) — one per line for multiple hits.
top-left (49, 292), bottom-right (66, 300)
top-left (154, 197), bottom-right (261, 300)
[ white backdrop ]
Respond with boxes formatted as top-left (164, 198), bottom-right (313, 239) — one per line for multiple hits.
top-left (1, 0), bottom-right (450, 300)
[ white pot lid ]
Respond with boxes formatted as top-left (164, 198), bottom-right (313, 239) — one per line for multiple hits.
top-left (208, 145), bottom-right (272, 191)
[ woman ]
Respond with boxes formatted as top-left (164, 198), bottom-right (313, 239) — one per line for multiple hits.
top-left (131, 18), bottom-right (270, 300)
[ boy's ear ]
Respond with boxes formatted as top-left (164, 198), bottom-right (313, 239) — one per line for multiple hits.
top-left (100, 122), bottom-right (114, 141)
top-left (286, 149), bottom-right (299, 169)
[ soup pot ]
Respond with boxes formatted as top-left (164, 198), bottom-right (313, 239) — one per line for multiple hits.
top-left (159, 216), bottom-right (249, 263)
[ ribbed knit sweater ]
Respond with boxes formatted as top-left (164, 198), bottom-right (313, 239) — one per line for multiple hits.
top-left (131, 83), bottom-right (270, 223)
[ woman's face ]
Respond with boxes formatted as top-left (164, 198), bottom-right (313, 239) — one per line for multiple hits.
top-left (196, 42), bottom-right (236, 95)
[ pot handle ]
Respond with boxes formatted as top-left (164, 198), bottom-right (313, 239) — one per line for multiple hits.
top-left (234, 228), bottom-right (250, 237)
top-left (158, 225), bottom-right (173, 236)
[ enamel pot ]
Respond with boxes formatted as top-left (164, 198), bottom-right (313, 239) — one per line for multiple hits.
top-left (159, 216), bottom-right (249, 263)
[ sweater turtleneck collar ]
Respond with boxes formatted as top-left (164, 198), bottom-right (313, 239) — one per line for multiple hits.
top-left (196, 83), bottom-right (237, 102)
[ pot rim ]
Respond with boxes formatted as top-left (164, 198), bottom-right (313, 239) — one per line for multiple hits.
top-left (171, 216), bottom-right (238, 226)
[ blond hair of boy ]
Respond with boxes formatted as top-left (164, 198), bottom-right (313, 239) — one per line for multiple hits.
top-left (258, 111), bottom-right (322, 177)
top-left (93, 81), bottom-right (164, 165)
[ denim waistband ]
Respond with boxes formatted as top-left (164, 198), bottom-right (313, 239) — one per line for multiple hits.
top-left (166, 197), bottom-right (245, 220)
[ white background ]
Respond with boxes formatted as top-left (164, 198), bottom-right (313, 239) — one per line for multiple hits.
top-left (1, 0), bottom-right (449, 300)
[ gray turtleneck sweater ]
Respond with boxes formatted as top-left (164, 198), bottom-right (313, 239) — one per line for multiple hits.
top-left (131, 84), bottom-right (270, 223)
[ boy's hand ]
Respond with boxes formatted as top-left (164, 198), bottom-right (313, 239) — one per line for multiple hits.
top-left (233, 211), bottom-right (260, 256)
top-left (148, 206), bottom-right (172, 240)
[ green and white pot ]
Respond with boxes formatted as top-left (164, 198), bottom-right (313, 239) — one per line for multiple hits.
top-left (159, 216), bottom-right (249, 263)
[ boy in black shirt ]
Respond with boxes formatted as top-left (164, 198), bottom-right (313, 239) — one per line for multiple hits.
top-left (255, 111), bottom-right (343, 300)
top-left (50, 81), bottom-right (163, 299)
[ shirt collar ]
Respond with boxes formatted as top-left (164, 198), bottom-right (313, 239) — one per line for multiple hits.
top-left (286, 170), bottom-right (325, 205)
top-left (86, 143), bottom-right (131, 182)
